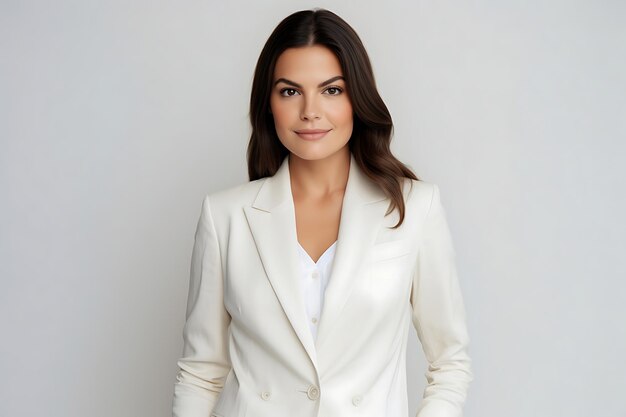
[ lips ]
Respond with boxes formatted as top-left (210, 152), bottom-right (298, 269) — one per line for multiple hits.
top-left (295, 129), bottom-right (331, 141)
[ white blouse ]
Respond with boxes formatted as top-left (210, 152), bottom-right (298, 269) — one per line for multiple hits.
top-left (296, 240), bottom-right (338, 341)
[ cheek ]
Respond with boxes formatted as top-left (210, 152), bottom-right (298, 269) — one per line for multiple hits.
top-left (270, 100), bottom-right (295, 130)
top-left (331, 100), bottom-right (353, 128)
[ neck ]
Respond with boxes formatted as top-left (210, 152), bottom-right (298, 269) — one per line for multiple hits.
top-left (288, 148), bottom-right (351, 199)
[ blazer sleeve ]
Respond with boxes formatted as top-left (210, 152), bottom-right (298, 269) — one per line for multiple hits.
top-left (172, 195), bottom-right (231, 417)
top-left (410, 184), bottom-right (473, 417)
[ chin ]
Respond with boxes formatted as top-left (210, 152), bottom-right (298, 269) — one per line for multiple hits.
top-left (288, 144), bottom-right (350, 162)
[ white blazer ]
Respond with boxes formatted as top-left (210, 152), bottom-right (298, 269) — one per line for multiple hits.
top-left (172, 153), bottom-right (473, 417)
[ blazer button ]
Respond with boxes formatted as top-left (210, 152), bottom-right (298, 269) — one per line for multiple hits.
top-left (307, 385), bottom-right (320, 400)
top-left (261, 391), bottom-right (271, 401)
top-left (352, 395), bottom-right (362, 406)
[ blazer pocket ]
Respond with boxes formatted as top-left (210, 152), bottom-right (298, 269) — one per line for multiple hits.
top-left (369, 238), bottom-right (411, 263)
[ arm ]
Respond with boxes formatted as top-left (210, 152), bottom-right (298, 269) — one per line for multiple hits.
top-left (172, 195), bottom-right (231, 417)
top-left (410, 184), bottom-right (473, 417)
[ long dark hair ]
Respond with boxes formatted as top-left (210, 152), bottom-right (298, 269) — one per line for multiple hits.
top-left (247, 8), bottom-right (419, 228)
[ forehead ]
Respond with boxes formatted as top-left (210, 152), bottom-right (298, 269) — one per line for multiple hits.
top-left (273, 45), bottom-right (343, 81)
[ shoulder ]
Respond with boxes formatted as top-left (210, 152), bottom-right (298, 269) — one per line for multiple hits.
top-left (402, 178), bottom-right (438, 207)
top-left (200, 177), bottom-right (267, 221)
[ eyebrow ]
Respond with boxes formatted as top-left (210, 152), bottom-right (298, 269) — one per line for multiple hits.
top-left (273, 75), bottom-right (345, 88)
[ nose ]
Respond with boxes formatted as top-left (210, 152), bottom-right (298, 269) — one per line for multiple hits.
top-left (300, 96), bottom-right (321, 121)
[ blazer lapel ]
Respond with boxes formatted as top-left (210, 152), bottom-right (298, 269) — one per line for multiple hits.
top-left (314, 154), bottom-right (389, 351)
top-left (243, 155), bottom-right (318, 368)
top-left (242, 153), bottom-right (389, 373)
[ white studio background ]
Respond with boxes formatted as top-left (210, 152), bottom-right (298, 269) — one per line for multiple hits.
top-left (1, 1), bottom-right (625, 416)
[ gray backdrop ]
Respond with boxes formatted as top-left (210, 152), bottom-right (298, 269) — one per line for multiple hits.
top-left (1, 1), bottom-right (625, 416)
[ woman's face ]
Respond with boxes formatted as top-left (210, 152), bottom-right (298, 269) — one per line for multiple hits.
top-left (270, 45), bottom-right (353, 161)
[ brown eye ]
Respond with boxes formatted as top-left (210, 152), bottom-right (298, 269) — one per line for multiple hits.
top-left (324, 86), bottom-right (343, 95)
top-left (280, 88), bottom-right (299, 97)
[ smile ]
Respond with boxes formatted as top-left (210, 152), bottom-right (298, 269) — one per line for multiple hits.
top-left (295, 129), bottom-right (331, 141)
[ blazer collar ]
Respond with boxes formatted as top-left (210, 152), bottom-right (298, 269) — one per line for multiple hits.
top-left (243, 153), bottom-right (389, 375)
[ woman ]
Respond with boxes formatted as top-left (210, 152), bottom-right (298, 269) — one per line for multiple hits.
top-left (172, 8), bottom-right (472, 417)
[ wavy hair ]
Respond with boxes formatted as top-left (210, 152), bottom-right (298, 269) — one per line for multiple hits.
top-left (247, 8), bottom-right (419, 228)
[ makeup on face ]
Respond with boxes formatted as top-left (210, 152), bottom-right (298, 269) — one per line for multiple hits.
top-left (269, 45), bottom-right (353, 161)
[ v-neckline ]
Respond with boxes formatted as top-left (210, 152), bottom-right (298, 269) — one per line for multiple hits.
top-left (297, 240), bottom-right (338, 266)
